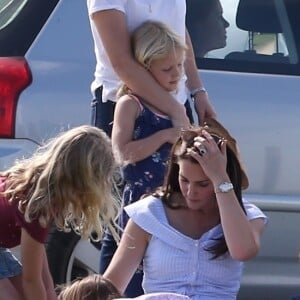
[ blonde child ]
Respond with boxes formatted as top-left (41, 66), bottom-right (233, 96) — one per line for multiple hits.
top-left (0, 125), bottom-right (120, 300)
top-left (100, 21), bottom-right (188, 296)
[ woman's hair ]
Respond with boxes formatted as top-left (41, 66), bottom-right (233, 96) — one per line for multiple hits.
top-left (117, 20), bottom-right (187, 97)
top-left (58, 274), bottom-right (122, 300)
top-left (0, 125), bottom-right (121, 241)
top-left (155, 119), bottom-right (248, 258)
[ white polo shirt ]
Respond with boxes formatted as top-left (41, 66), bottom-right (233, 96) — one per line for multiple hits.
top-left (87, 0), bottom-right (188, 103)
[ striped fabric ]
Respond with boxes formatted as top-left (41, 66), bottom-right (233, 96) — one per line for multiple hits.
top-left (125, 196), bottom-right (267, 300)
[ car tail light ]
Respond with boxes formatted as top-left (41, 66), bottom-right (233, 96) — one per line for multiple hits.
top-left (0, 57), bottom-right (32, 138)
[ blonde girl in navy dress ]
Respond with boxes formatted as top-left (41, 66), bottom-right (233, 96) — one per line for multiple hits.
top-left (101, 21), bottom-right (187, 296)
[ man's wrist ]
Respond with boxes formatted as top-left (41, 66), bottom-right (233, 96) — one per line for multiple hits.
top-left (190, 87), bottom-right (207, 98)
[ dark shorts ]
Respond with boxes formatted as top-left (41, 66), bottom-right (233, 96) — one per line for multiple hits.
top-left (0, 248), bottom-right (22, 279)
top-left (90, 86), bottom-right (194, 137)
top-left (90, 86), bottom-right (116, 137)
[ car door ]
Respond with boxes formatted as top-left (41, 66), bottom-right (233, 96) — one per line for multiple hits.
top-left (186, 0), bottom-right (300, 299)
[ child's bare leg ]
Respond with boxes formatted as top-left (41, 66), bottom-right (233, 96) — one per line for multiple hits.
top-left (10, 274), bottom-right (25, 299)
top-left (0, 277), bottom-right (24, 300)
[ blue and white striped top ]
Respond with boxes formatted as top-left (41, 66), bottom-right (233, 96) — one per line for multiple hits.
top-left (125, 196), bottom-right (267, 300)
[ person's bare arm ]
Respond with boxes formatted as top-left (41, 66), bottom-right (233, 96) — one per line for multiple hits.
top-left (104, 219), bottom-right (149, 294)
top-left (41, 250), bottom-right (57, 300)
top-left (91, 9), bottom-right (189, 128)
top-left (112, 96), bottom-right (180, 164)
top-left (184, 29), bottom-right (217, 124)
top-left (216, 191), bottom-right (265, 261)
top-left (191, 132), bottom-right (265, 261)
top-left (21, 229), bottom-right (57, 300)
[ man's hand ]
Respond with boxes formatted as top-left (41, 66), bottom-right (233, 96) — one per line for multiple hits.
top-left (193, 91), bottom-right (217, 125)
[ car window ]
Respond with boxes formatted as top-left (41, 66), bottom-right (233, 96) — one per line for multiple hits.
top-left (0, 0), bottom-right (59, 56)
top-left (0, 0), bottom-right (28, 30)
top-left (186, 0), bottom-right (300, 76)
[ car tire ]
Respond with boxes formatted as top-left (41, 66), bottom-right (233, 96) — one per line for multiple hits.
top-left (46, 226), bottom-right (101, 285)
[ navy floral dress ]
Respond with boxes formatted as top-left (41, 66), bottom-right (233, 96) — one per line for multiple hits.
top-left (120, 97), bottom-right (173, 228)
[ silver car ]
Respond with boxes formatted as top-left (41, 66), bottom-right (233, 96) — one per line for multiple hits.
top-left (0, 0), bottom-right (299, 299)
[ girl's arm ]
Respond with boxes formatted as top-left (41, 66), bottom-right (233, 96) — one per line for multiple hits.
top-left (184, 28), bottom-right (217, 124)
top-left (112, 96), bottom-right (180, 164)
top-left (21, 229), bottom-right (57, 300)
top-left (91, 9), bottom-right (189, 128)
top-left (42, 250), bottom-right (57, 300)
top-left (104, 219), bottom-right (149, 294)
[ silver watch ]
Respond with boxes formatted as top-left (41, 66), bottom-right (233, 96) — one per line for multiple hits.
top-left (215, 182), bottom-right (234, 193)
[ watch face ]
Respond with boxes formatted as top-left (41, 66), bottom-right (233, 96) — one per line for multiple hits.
top-left (219, 182), bottom-right (233, 192)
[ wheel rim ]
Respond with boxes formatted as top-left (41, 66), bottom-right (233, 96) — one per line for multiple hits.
top-left (65, 239), bottom-right (100, 282)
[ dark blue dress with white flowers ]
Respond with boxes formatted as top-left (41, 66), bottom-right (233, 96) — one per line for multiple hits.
top-left (120, 97), bottom-right (173, 228)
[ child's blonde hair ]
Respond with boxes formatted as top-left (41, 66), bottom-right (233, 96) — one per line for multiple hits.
top-left (58, 274), bottom-right (122, 300)
top-left (1, 125), bottom-right (120, 241)
top-left (117, 20), bottom-right (187, 97)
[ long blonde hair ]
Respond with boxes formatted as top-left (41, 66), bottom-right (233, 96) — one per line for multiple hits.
top-left (0, 125), bottom-right (120, 241)
top-left (117, 20), bottom-right (187, 97)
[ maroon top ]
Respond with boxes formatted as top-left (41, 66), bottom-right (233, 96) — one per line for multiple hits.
top-left (0, 177), bottom-right (49, 248)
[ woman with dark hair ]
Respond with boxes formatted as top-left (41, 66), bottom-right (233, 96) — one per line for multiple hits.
top-left (103, 118), bottom-right (267, 299)
top-left (186, 0), bottom-right (230, 58)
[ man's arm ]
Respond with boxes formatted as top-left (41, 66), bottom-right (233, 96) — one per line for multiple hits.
top-left (184, 28), bottom-right (217, 124)
top-left (91, 9), bottom-right (189, 128)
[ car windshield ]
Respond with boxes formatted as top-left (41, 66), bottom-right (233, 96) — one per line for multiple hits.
top-left (0, 0), bottom-right (27, 30)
